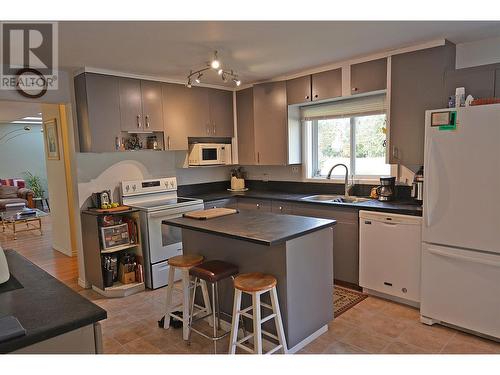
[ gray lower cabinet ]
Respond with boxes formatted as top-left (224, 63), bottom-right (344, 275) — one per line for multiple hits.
top-left (74, 73), bottom-right (121, 152)
top-left (204, 198), bottom-right (237, 209)
top-left (292, 203), bottom-right (359, 285)
top-left (389, 43), bottom-right (455, 166)
top-left (236, 198), bottom-right (271, 212)
top-left (350, 58), bottom-right (387, 94)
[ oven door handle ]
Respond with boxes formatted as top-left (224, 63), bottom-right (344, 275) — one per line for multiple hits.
top-left (148, 212), bottom-right (183, 220)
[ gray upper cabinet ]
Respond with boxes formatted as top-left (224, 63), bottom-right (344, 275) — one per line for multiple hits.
top-left (118, 78), bottom-right (143, 131)
top-left (445, 65), bottom-right (496, 100)
top-left (236, 87), bottom-right (256, 165)
top-left (74, 73), bottom-right (121, 153)
top-left (350, 58), bottom-right (387, 94)
top-left (119, 78), bottom-right (164, 132)
top-left (286, 75), bottom-right (312, 105)
top-left (253, 81), bottom-right (288, 165)
top-left (141, 80), bottom-right (164, 131)
top-left (209, 89), bottom-right (234, 137)
top-left (390, 43), bottom-right (455, 166)
top-left (162, 83), bottom-right (210, 150)
top-left (311, 68), bottom-right (342, 101)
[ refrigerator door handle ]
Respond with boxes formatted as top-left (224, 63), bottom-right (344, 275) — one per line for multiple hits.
top-left (423, 136), bottom-right (433, 227)
top-left (428, 247), bottom-right (500, 268)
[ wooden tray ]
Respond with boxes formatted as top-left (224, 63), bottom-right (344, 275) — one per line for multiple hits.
top-left (184, 208), bottom-right (238, 220)
top-left (89, 205), bottom-right (132, 214)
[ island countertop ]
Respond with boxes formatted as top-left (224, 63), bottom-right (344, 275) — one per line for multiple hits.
top-left (0, 250), bottom-right (107, 353)
top-left (163, 209), bottom-right (336, 246)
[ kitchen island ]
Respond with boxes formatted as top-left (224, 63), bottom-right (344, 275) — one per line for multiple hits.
top-left (163, 210), bottom-right (336, 352)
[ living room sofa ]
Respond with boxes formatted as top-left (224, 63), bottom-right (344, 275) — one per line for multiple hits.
top-left (0, 185), bottom-right (35, 209)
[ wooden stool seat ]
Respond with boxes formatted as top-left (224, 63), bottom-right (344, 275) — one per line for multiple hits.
top-left (168, 254), bottom-right (204, 268)
top-left (234, 272), bottom-right (277, 292)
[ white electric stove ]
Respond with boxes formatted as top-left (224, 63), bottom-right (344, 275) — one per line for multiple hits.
top-left (121, 177), bottom-right (204, 289)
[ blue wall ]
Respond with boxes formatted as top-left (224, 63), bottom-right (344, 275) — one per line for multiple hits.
top-left (0, 123), bottom-right (48, 197)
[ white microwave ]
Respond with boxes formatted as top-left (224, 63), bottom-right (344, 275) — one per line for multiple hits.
top-left (188, 143), bottom-right (232, 166)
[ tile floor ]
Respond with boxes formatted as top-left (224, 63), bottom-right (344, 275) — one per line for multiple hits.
top-left (2, 216), bottom-right (500, 354)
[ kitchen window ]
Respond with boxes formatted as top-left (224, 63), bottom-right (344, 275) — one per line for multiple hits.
top-left (303, 94), bottom-right (391, 179)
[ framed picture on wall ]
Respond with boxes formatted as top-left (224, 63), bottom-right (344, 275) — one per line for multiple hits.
top-left (43, 118), bottom-right (60, 160)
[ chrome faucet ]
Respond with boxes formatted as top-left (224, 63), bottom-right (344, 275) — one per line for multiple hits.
top-left (326, 163), bottom-right (353, 197)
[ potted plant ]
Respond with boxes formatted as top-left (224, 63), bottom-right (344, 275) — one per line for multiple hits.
top-left (23, 171), bottom-right (45, 199)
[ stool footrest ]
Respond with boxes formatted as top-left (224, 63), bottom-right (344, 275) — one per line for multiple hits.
top-left (260, 313), bottom-right (277, 324)
top-left (235, 342), bottom-right (255, 354)
top-left (266, 345), bottom-right (283, 355)
top-left (261, 330), bottom-right (279, 341)
top-left (190, 326), bottom-right (230, 342)
top-left (260, 302), bottom-right (273, 310)
top-left (237, 333), bottom-right (254, 345)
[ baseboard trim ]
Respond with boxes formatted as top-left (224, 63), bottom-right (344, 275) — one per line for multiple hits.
top-left (78, 278), bottom-right (91, 289)
top-left (362, 287), bottom-right (420, 308)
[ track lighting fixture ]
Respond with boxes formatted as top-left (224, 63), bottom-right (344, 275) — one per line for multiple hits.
top-left (186, 50), bottom-right (241, 88)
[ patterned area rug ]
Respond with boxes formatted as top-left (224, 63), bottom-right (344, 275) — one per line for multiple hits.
top-left (334, 286), bottom-right (368, 318)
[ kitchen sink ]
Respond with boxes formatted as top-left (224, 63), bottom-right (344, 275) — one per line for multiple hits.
top-left (301, 195), bottom-right (371, 204)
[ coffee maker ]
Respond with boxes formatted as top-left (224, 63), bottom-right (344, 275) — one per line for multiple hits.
top-left (411, 166), bottom-right (424, 203)
top-left (377, 176), bottom-right (396, 201)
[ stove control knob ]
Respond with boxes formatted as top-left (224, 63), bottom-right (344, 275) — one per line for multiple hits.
top-left (125, 185), bottom-right (130, 192)
top-left (132, 185), bottom-right (137, 191)
top-left (170, 181), bottom-right (175, 188)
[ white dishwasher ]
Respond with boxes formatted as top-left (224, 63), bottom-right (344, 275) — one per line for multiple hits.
top-left (359, 210), bottom-right (422, 305)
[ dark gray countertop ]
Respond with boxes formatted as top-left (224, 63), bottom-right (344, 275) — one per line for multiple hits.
top-left (164, 210), bottom-right (336, 246)
top-left (0, 250), bottom-right (107, 353)
top-left (185, 190), bottom-right (422, 216)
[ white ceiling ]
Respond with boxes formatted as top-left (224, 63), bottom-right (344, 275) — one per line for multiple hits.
top-left (0, 101), bottom-right (41, 123)
top-left (60, 21), bottom-right (500, 85)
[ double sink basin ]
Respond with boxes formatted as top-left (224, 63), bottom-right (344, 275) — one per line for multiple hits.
top-left (300, 194), bottom-right (371, 204)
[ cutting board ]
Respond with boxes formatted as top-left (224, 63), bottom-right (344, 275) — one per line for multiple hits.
top-left (184, 208), bottom-right (238, 220)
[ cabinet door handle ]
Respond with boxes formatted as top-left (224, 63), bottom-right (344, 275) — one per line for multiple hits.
top-left (352, 87), bottom-right (358, 92)
top-left (305, 95), bottom-right (310, 100)
top-left (206, 124), bottom-right (211, 135)
top-left (256, 203), bottom-right (260, 209)
top-left (213, 122), bottom-right (216, 135)
top-left (145, 115), bottom-right (150, 128)
top-left (167, 136), bottom-right (170, 150)
top-left (314, 94), bottom-right (318, 99)
top-left (136, 115), bottom-right (142, 128)
top-left (257, 152), bottom-right (260, 164)
top-left (279, 206), bottom-right (283, 211)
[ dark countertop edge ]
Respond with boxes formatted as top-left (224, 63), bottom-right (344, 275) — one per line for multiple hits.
top-left (1, 313), bottom-right (107, 354)
top-left (162, 218), bottom-right (336, 246)
top-left (0, 250), bottom-right (107, 354)
top-left (187, 191), bottom-right (422, 217)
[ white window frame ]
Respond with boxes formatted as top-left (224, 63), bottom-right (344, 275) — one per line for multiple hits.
top-left (306, 112), bottom-right (395, 182)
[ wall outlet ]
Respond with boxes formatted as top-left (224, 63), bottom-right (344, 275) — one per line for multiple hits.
top-left (291, 166), bottom-right (300, 175)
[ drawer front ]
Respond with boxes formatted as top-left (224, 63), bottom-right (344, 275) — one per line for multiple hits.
top-left (292, 202), bottom-right (358, 223)
top-left (271, 200), bottom-right (293, 214)
top-left (204, 198), bottom-right (237, 209)
top-left (151, 261), bottom-right (181, 289)
top-left (421, 243), bottom-right (500, 338)
top-left (237, 198), bottom-right (271, 212)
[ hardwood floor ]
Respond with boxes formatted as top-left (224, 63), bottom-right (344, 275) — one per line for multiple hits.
top-left (2, 215), bottom-right (499, 354)
top-left (0, 215), bottom-right (82, 292)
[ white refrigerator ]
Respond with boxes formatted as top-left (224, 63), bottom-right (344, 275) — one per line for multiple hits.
top-left (421, 104), bottom-right (500, 339)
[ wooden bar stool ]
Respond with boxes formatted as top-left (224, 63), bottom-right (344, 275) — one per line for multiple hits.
top-left (228, 272), bottom-right (288, 354)
top-left (162, 254), bottom-right (212, 341)
top-left (187, 260), bottom-right (241, 354)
